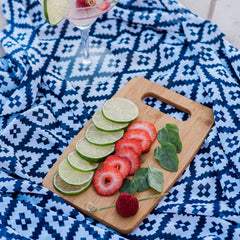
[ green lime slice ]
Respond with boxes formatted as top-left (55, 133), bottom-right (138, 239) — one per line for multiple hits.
top-left (44, 0), bottom-right (69, 25)
top-left (102, 97), bottom-right (138, 123)
top-left (85, 124), bottom-right (124, 146)
top-left (76, 137), bottom-right (114, 163)
top-left (92, 109), bottom-right (129, 132)
top-left (58, 158), bottom-right (94, 186)
top-left (67, 151), bottom-right (99, 172)
top-left (53, 172), bottom-right (91, 195)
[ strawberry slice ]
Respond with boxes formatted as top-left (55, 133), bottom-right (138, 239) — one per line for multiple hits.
top-left (93, 165), bottom-right (123, 196)
top-left (76, 0), bottom-right (96, 8)
top-left (114, 138), bottom-right (143, 156)
top-left (115, 148), bottom-right (140, 176)
top-left (127, 121), bottom-right (157, 142)
top-left (97, 0), bottom-right (110, 11)
top-left (123, 129), bottom-right (152, 153)
top-left (102, 155), bottom-right (131, 179)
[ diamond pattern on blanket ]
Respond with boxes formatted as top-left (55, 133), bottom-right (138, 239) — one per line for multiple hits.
top-left (0, 0), bottom-right (240, 239)
top-left (7, 202), bottom-right (38, 234)
top-left (162, 214), bottom-right (200, 238)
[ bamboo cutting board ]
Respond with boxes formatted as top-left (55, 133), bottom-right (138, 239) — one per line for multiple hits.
top-left (42, 77), bottom-right (214, 234)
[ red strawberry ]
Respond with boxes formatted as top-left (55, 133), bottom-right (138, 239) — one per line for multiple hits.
top-left (102, 155), bottom-right (131, 179)
top-left (97, 0), bottom-right (111, 11)
top-left (114, 138), bottom-right (143, 156)
top-left (115, 148), bottom-right (140, 176)
top-left (76, 0), bottom-right (96, 8)
top-left (123, 129), bottom-right (152, 153)
top-left (127, 121), bottom-right (157, 142)
top-left (116, 192), bottom-right (139, 217)
top-left (93, 165), bottom-right (123, 196)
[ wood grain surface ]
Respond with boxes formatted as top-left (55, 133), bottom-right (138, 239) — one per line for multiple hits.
top-left (42, 77), bottom-right (214, 234)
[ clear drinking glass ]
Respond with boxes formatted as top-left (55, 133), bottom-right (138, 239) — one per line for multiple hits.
top-left (41, 0), bottom-right (118, 87)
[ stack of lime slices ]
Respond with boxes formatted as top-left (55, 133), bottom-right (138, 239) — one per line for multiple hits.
top-left (76, 97), bottom-right (138, 162)
top-left (54, 153), bottom-right (99, 195)
top-left (54, 97), bottom-right (139, 195)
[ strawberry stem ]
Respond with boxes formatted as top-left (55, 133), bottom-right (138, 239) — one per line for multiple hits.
top-left (85, 202), bottom-right (116, 213)
top-left (138, 193), bottom-right (168, 202)
top-left (85, 193), bottom-right (168, 213)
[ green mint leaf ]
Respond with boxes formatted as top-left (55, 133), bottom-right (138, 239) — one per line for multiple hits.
top-left (119, 178), bottom-right (139, 195)
top-left (154, 142), bottom-right (179, 172)
top-left (157, 123), bottom-right (182, 153)
top-left (147, 164), bottom-right (163, 192)
top-left (134, 168), bottom-right (149, 192)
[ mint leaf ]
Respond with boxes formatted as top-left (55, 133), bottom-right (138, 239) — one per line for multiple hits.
top-left (120, 178), bottom-right (139, 195)
top-left (147, 164), bottom-right (163, 192)
top-left (154, 142), bottom-right (179, 172)
top-left (120, 165), bottom-right (164, 194)
top-left (157, 123), bottom-right (182, 153)
top-left (134, 168), bottom-right (149, 192)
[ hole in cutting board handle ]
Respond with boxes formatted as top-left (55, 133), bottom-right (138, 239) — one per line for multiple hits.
top-left (142, 95), bottom-right (190, 121)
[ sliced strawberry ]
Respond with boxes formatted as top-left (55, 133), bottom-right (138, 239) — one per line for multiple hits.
top-left (114, 138), bottom-right (143, 156)
top-left (123, 129), bottom-right (152, 153)
top-left (97, 0), bottom-right (110, 11)
top-left (76, 0), bottom-right (96, 8)
top-left (102, 155), bottom-right (131, 179)
top-left (127, 121), bottom-right (157, 142)
top-left (93, 165), bottom-right (123, 196)
top-left (116, 192), bottom-right (139, 217)
top-left (115, 148), bottom-right (140, 176)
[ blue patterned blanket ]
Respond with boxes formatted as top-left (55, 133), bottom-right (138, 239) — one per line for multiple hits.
top-left (0, 0), bottom-right (239, 239)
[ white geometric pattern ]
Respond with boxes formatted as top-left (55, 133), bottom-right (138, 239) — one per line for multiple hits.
top-left (0, 0), bottom-right (239, 239)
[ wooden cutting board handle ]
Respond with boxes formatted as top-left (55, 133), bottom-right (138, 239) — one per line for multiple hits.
top-left (116, 77), bottom-right (214, 126)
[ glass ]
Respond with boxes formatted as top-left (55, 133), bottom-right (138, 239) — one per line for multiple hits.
top-left (41, 0), bottom-right (118, 87)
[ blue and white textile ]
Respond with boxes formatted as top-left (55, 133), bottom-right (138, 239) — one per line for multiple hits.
top-left (0, 0), bottom-right (240, 239)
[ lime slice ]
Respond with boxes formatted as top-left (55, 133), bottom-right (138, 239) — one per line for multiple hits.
top-left (67, 151), bottom-right (99, 172)
top-left (76, 137), bottom-right (114, 163)
top-left (58, 158), bottom-right (94, 185)
top-left (85, 124), bottom-right (124, 146)
top-left (102, 97), bottom-right (138, 123)
top-left (53, 172), bottom-right (91, 195)
top-left (92, 109), bottom-right (129, 132)
top-left (44, 0), bottom-right (69, 25)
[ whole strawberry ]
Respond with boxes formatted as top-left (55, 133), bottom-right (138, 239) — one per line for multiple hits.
top-left (116, 192), bottom-right (139, 217)
top-left (76, 0), bottom-right (96, 8)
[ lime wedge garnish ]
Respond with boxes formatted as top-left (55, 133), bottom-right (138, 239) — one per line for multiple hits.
top-left (58, 158), bottom-right (94, 185)
top-left (102, 97), bottom-right (139, 123)
top-left (92, 109), bottom-right (129, 132)
top-left (53, 172), bottom-right (91, 195)
top-left (76, 137), bottom-right (114, 163)
top-left (67, 151), bottom-right (99, 171)
top-left (44, 0), bottom-right (69, 25)
top-left (85, 124), bottom-right (124, 146)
